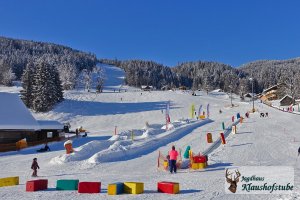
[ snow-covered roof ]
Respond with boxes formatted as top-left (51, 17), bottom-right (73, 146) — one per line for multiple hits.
top-left (262, 83), bottom-right (287, 94)
top-left (244, 93), bottom-right (256, 97)
top-left (37, 120), bottom-right (64, 130)
top-left (211, 89), bottom-right (222, 92)
top-left (279, 94), bottom-right (293, 102)
top-left (141, 85), bottom-right (153, 89)
top-left (0, 92), bottom-right (40, 130)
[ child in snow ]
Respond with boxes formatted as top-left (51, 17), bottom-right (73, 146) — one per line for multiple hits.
top-left (169, 146), bottom-right (178, 174)
top-left (44, 143), bottom-right (50, 151)
top-left (31, 158), bottom-right (40, 177)
top-left (166, 155), bottom-right (170, 171)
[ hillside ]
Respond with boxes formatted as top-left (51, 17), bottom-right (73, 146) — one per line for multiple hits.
top-left (100, 57), bottom-right (300, 98)
top-left (0, 64), bottom-right (300, 199)
top-left (239, 58), bottom-right (300, 97)
top-left (0, 36), bottom-right (97, 85)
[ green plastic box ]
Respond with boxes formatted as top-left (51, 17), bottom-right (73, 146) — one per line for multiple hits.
top-left (56, 179), bottom-right (79, 190)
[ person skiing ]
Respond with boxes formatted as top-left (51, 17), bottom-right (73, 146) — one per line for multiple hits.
top-left (169, 145), bottom-right (179, 174)
top-left (31, 158), bottom-right (40, 177)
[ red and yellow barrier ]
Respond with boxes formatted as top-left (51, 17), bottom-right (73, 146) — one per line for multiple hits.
top-left (158, 182), bottom-right (179, 194)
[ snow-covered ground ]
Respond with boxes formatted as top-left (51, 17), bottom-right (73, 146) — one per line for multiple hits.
top-left (0, 64), bottom-right (300, 199)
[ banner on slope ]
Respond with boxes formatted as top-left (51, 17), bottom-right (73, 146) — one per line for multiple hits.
top-left (198, 105), bottom-right (202, 118)
top-left (220, 132), bottom-right (226, 144)
top-left (207, 104), bottom-right (210, 118)
top-left (289, 104), bottom-right (293, 113)
top-left (165, 101), bottom-right (171, 129)
top-left (190, 104), bottom-right (195, 119)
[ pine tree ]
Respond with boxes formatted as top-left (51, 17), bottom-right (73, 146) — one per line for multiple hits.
top-left (0, 60), bottom-right (15, 86)
top-left (51, 66), bottom-right (64, 103)
top-left (31, 61), bottom-right (63, 112)
top-left (32, 61), bottom-right (51, 112)
top-left (20, 62), bottom-right (35, 108)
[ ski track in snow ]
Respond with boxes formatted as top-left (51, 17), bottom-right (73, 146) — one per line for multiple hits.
top-left (0, 64), bottom-right (300, 199)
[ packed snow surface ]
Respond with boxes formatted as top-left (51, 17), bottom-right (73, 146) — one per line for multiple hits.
top-left (0, 64), bottom-right (300, 199)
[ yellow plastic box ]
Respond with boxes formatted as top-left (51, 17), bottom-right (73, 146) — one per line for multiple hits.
top-left (124, 182), bottom-right (144, 194)
top-left (0, 176), bottom-right (19, 187)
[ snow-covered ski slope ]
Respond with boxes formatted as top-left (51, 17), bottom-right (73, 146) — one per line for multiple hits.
top-left (1, 64), bottom-right (300, 199)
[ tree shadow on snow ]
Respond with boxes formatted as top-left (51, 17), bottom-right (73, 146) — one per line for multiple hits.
top-left (203, 162), bottom-right (233, 172)
top-left (236, 131), bottom-right (252, 135)
top-left (230, 142), bottom-right (252, 147)
top-left (144, 190), bottom-right (159, 194)
top-left (54, 100), bottom-right (181, 116)
top-left (180, 189), bottom-right (202, 194)
top-left (48, 172), bottom-right (89, 177)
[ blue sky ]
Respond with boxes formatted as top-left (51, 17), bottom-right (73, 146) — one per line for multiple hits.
top-left (0, 0), bottom-right (299, 67)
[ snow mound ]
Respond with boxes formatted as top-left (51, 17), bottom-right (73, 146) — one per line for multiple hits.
top-left (161, 123), bottom-right (174, 130)
top-left (88, 119), bottom-right (211, 163)
top-left (50, 140), bottom-right (111, 164)
top-left (108, 140), bottom-right (133, 151)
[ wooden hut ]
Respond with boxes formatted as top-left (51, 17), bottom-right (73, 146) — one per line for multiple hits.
top-left (279, 95), bottom-right (294, 106)
top-left (0, 93), bottom-right (64, 149)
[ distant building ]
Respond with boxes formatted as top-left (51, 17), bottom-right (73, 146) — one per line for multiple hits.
top-left (161, 85), bottom-right (171, 91)
top-left (178, 86), bottom-right (187, 90)
top-left (279, 95), bottom-right (294, 106)
top-left (244, 93), bottom-right (253, 98)
top-left (261, 83), bottom-right (288, 101)
top-left (0, 92), bottom-right (64, 147)
top-left (141, 85), bottom-right (153, 91)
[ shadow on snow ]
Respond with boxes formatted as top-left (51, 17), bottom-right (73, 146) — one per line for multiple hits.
top-left (54, 100), bottom-right (181, 116)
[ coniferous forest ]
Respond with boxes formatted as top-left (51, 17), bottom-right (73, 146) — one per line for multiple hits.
top-left (1, 36), bottom-right (300, 112)
top-left (99, 58), bottom-right (300, 98)
top-left (0, 36), bottom-right (97, 112)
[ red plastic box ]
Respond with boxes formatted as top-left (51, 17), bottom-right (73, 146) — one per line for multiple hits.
top-left (78, 182), bottom-right (101, 193)
top-left (158, 181), bottom-right (179, 194)
top-left (26, 179), bottom-right (48, 192)
top-left (193, 155), bottom-right (206, 163)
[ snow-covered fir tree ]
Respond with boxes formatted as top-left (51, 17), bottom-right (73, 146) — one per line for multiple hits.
top-left (58, 63), bottom-right (78, 90)
top-left (51, 65), bottom-right (64, 104)
top-left (0, 59), bottom-right (15, 86)
top-left (82, 69), bottom-right (92, 92)
top-left (94, 67), bottom-right (105, 93)
top-left (31, 61), bottom-right (63, 112)
top-left (20, 62), bottom-right (35, 108)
